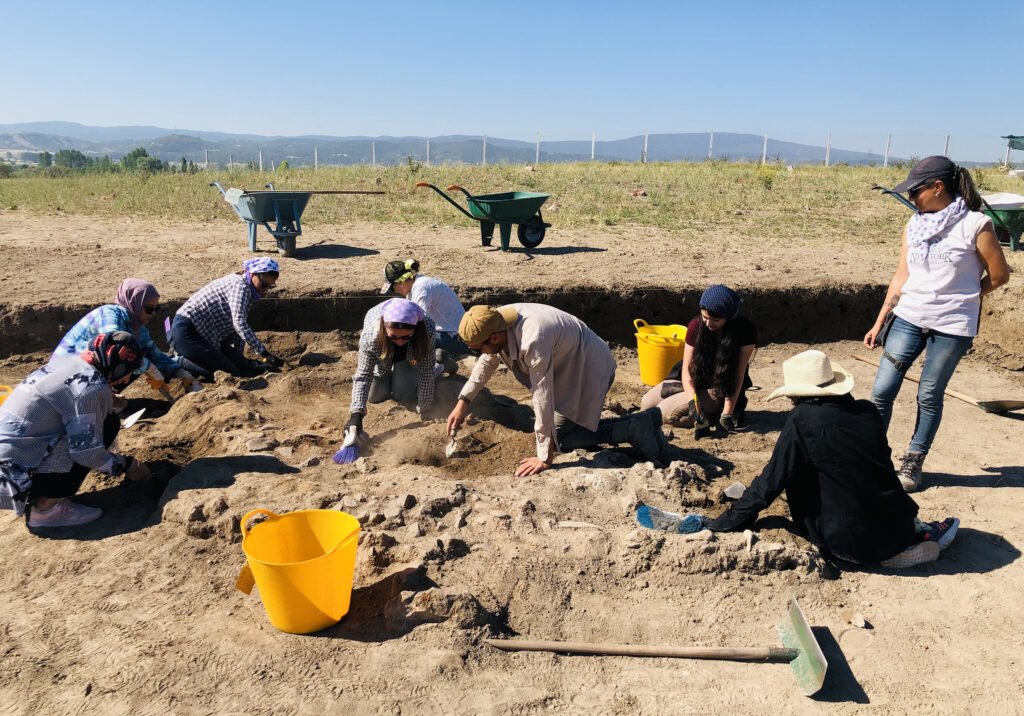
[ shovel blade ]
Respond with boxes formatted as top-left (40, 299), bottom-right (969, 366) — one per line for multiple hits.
top-left (977, 400), bottom-right (1024, 414)
top-left (776, 597), bottom-right (828, 697)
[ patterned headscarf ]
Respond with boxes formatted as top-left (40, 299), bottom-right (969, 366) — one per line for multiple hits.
top-left (906, 196), bottom-right (968, 250)
top-left (116, 278), bottom-right (160, 335)
top-left (80, 331), bottom-right (143, 382)
top-left (381, 297), bottom-right (425, 326)
top-left (242, 257), bottom-right (280, 300)
top-left (699, 284), bottom-right (742, 320)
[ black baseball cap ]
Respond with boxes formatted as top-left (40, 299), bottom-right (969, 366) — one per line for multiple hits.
top-left (891, 156), bottom-right (959, 194)
top-left (380, 260), bottom-right (413, 294)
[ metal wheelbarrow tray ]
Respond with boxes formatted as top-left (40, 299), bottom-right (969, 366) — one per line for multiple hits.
top-left (416, 182), bottom-right (552, 250)
top-left (211, 182), bottom-right (383, 257)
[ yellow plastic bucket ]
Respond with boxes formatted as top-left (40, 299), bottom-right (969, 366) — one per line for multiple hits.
top-left (236, 509), bottom-right (360, 634)
top-left (634, 319), bottom-right (687, 386)
top-left (0, 385), bottom-right (11, 408)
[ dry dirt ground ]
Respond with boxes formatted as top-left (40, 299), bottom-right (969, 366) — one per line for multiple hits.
top-left (0, 212), bottom-right (1023, 713)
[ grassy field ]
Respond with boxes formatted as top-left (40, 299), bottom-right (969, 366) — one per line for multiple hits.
top-left (2, 162), bottom-right (1021, 238)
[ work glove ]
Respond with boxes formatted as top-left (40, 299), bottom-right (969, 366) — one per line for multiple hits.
top-left (176, 369), bottom-right (204, 392)
top-left (660, 382), bottom-right (685, 400)
top-left (260, 349), bottom-right (284, 370)
top-left (719, 414), bottom-right (738, 432)
top-left (687, 397), bottom-right (706, 427)
top-left (345, 412), bottom-right (364, 436)
top-left (124, 457), bottom-right (152, 481)
top-left (144, 364), bottom-right (165, 384)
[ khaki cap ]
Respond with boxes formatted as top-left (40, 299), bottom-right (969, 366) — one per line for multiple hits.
top-left (459, 305), bottom-right (519, 345)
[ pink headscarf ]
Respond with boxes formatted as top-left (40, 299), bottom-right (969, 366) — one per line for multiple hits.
top-left (116, 278), bottom-right (159, 335)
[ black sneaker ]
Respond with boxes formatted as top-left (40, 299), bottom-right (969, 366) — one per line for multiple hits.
top-left (921, 517), bottom-right (959, 551)
top-left (435, 349), bottom-right (459, 377)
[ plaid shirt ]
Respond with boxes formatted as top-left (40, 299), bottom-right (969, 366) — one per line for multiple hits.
top-left (350, 302), bottom-right (436, 414)
top-left (53, 304), bottom-right (179, 376)
top-left (176, 274), bottom-right (266, 355)
top-left (0, 356), bottom-right (128, 515)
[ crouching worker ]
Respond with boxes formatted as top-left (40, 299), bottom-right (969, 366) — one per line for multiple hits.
top-left (446, 304), bottom-right (670, 477)
top-left (643, 351), bottom-right (958, 568)
top-left (169, 257), bottom-right (285, 380)
top-left (344, 298), bottom-right (437, 439)
top-left (53, 278), bottom-right (201, 395)
top-left (0, 332), bottom-right (152, 529)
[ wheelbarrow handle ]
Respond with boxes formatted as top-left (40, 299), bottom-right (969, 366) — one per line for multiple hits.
top-left (872, 185), bottom-right (918, 213)
top-left (209, 181), bottom-right (227, 197)
top-left (447, 184), bottom-right (463, 192)
top-left (415, 182), bottom-right (481, 222)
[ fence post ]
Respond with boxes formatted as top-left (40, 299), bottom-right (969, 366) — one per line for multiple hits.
top-left (824, 133), bottom-right (831, 167)
top-left (943, 135), bottom-right (950, 157)
top-left (761, 133), bottom-right (768, 164)
top-left (1005, 144), bottom-right (1011, 167)
top-left (883, 134), bottom-right (891, 168)
top-left (536, 131), bottom-right (540, 165)
top-left (591, 130), bottom-right (595, 161)
top-left (708, 130), bottom-right (714, 161)
top-left (259, 150), bottom-right (263, 172)
top-left (314, 146), bottom-right (318, 169)
top-left (426, 138), bottom-right (430, 167)
top-left (483, 135), bottom-right (486, 167)
top-left (205, 149), bottom-right (209, 170)
top-left (229, 153), bottom-right (233, 169)
top-left (372, 141), bottom-right (376, 170)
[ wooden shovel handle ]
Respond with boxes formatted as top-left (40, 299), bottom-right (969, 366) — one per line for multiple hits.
top-left (484, 638), bottom-right (797, 663)
top-left (850, 353), bottom-right (980, 407)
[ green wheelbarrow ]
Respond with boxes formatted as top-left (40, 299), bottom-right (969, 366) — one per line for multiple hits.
top-left (416, 182), bottom-right (551, 250)
top-left (873, 184), bottom-right (1024, 251)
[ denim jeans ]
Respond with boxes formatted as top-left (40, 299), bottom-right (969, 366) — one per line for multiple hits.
top-left (435, 331), bottom-right (470, 359)
top-left (368, 360), bottom-right (419, 405)
top-left (869, 316), bottom-right (973, 455)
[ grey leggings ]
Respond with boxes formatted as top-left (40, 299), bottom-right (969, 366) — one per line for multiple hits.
top-left (368, 360), bottom-right (419, 404)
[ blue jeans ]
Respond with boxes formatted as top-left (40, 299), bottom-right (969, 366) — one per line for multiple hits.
top-left (869, 316), bottom-right (973, 455)
top-left (368, 360), bottom-right (419, 405)
top-left (435, 331), bottom-right (470, 359)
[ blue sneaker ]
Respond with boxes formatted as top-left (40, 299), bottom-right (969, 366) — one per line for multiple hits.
top-left (921, 517), bottom-right (959, 551)
top-left (636, 506), bottom-right (704, 534)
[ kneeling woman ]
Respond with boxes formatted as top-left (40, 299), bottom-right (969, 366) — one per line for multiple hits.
top-left (641, 284), bottom-right (756, 433)
top-left (54, 278), bottom-right (199, 390)
top-left (170, 257), bottom-right (285, 379)
top-left (0, 332), bottom-right (152, 529)
top-left (345, 299), bottom-right (436, 437)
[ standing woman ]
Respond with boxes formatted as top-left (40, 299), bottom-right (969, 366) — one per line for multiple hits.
top-left (381, 258), bottom-right (467, 375)
top-left (344, 298), bottom-right (436, 439)
top-left (170, 257), bottom-right (286, 379)
top-left (641, 284), bottom-right (756, 435)
top-left (0, 332), bottom-right (151, 529)
top-left (53, 278), bottom-right (198, 390)
top-left (864, 156), bottom-right (1010, 491)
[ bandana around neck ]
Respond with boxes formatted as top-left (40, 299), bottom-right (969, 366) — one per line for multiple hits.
top-left (906, 196), bottom-right (967, 248)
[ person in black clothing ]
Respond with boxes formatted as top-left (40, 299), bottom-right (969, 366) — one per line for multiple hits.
top-left (641, 284), bottom-right (756, 437)
top-left (691, 351), bottom-right (957, 568)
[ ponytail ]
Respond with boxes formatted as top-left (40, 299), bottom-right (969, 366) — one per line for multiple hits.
top-left (955, 166), bottom-right (982, 211)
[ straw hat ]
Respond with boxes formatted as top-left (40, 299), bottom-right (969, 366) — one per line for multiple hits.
top-left (767, 350), bottom-right (854, 401)
top-left (459, 305), bottom-right (519, 345)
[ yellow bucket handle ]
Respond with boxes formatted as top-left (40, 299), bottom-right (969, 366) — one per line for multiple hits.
top-left (637, 333), bottom-right (682, 346)
top-left (241, 508), bottom-right (281, 539)
top-left (633, 319), bottom-right (649, 331)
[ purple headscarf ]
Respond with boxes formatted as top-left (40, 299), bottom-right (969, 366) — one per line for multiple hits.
top-left (116, 279), bottom-right (160, 335)
top-left (381, 298), bottom-right (424, 326)
top-left (242, 257), bottom-right (280, 301)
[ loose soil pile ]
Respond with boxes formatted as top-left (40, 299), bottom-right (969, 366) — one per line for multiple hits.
top-left (1, 212), bottom-right (1023, 712)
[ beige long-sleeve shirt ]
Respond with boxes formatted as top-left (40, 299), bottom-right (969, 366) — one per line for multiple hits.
top-left (458, 303), bottom-right (616, 463)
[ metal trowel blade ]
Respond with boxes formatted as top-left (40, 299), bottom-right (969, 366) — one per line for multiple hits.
top-left (445, 430), bottom-right (460, 458)
top-left (122, 408), bottom-right (146, 428)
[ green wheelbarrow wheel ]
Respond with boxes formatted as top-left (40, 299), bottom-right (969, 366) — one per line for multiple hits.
top-left (517, 216), bottom-right (547, 248)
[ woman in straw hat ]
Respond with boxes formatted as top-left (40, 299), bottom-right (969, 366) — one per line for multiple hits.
top-left (641, 284), bottom-right (756, 437)
top-left (641, 351), bottom-right (958, 569)
top-left (864, 157), bottom-right (1009, 492)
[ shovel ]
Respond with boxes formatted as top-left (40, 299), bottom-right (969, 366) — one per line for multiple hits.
top-left (851, 354), bottom-right (1024, 414)
top-left (485, 597), bottom-right (827, 696)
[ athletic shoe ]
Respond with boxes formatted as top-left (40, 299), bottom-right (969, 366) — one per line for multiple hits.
top-left (435, 349), bottom-right (459, 378)
top-left (921, 517), bottom-right (959, 551)
top-left (897, 451), bottom-right (926, 492)
top-left (636, 506), bottom-right (705, 534)
top-left (28, 498), bottom-right (102, 528)
top-left (880, 540), bottom-right (940, 569)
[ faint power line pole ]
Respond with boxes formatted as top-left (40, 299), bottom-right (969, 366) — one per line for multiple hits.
top-left (642, 131), bottom-right (648, 164)
top-left (883, 134), bottom-right (891, 168)
top-left (825, 133), bottom-right (831, 167)
top-left (482, 135), bottom-right (487, 166)
top-left (761, 133), bottom-right (768, 164)
top-left (943, 135), bottom-right (950, 157)
top-left (708, 130), bottom-right (714, 161)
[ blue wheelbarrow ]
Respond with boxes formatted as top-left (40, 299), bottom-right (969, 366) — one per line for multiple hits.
top-left (415, 182), bottom-right (552, 250)
top-left (211, 182), bottom-right (384, 257)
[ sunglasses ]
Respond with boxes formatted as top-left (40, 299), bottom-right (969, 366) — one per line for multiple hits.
top-left (142, 304), bottom-right (160, 315)
top-left (385, 330), bottom-right (412, 343)
top-left (907, 182), bottom-right (934, 199)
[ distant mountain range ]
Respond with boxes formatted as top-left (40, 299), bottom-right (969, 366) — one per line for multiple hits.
top-left (0, 121), bottom-right (897, 166)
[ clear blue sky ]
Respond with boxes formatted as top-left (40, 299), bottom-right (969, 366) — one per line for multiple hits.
top-left (5, 0), bottom-right (1023, 147)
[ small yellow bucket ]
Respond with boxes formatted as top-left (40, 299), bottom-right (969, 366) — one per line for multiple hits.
top-left (0, 385), bottom-right (11, 408)
top-left (236, 509), bottom-right (360, 634)
top-left (634, 319), bottom-right (687, 386)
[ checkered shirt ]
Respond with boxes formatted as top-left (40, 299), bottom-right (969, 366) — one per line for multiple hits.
top-left (175, 274), bottom-right (266, 355)
top-left (53, 304), bottom-right (179, 376)
top-left (350, 302), bottom-right (436, 414)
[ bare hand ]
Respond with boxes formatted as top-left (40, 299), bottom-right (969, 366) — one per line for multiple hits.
top-left (863, 325), bottom-right (881, 350)
top-left (446, 401), bottom-right (467, 437)
top-left (514, 457), bottom-right (551, 477)
top-left (125, 458), bottom-right (151, 481)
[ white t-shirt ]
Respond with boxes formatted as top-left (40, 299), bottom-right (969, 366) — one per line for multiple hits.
top-left (408, 276), bottom-right (465, 335)
top-left (894, 210), bottom-right (990, 337)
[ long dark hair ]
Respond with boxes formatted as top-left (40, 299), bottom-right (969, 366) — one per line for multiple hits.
top-left (689, 313), bottom-right (742, 395)
top-left (936, 166), bottom-right (982, 211)
top-left (376, 318), bottom-right (430, 364)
